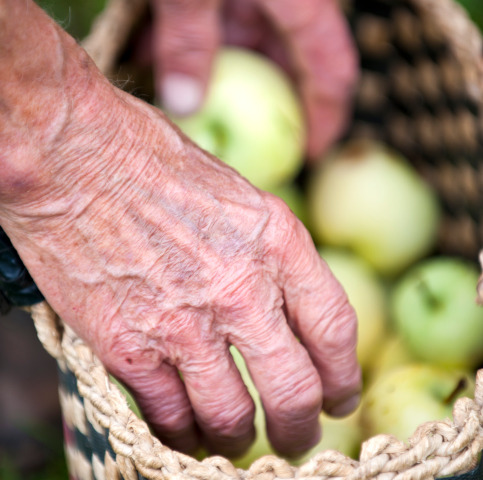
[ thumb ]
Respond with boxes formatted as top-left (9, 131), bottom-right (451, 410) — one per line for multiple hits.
top-left (151, 0), bottom-right (222, 116)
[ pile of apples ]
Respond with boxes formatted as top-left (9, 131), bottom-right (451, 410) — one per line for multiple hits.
top-left (117, 46), bottom-right (483, 467)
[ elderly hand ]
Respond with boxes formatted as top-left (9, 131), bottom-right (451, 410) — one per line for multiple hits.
top-left (148, 0), bottom-right (358, 159)
top-left (0, 0), bottom-right (361, 458)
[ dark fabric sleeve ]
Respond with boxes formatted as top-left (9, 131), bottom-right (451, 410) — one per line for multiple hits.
top-left (441, 455), bottom-right (483, 480)
top-left (0, 227), bottom-right (44, 313)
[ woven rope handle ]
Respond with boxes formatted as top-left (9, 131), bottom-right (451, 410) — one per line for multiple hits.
top-left (28, 0), bottom-right (483, 478)
top-left (27, 301), bottom-right (483, 480)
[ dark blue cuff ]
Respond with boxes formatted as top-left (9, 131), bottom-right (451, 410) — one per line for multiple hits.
top-left (0, 227), bottom-right (44, 313)
top-left (443, 455), bottom-right (483, 480)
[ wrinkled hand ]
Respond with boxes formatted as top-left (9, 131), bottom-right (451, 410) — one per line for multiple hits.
top-left (0, 1), bottom-right (361, 459)
top-left (147, 0), bottom-right (358, 159)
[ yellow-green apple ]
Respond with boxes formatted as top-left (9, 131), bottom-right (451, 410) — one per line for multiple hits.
top-left (318, 247), bottom-right (389, 374)
top-left (366, 333), bottom-right (414, 383)
top-left (293, 407), bottom-right (363, 463)
top-left (170, 47), bottom-right (305, 190)
top-left (478, 251), bottom-right (483, 304)
top-left (361, 363), bottom-right (474, 442)
top-left (109, 375), bottom-right (143, 419)
top-left (391, 256), bottom-right (483, 369)
top-left (308, 139), bottom-right (441, 276)
top-left (230, 346), bottom-right (274, 469)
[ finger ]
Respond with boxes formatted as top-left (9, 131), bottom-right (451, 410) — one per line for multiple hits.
top-left (221, 0), bottom-right (265, 48)
top-left (221, 0), bottom-right (292, 72)
top-left (171, 311), bottom-right (256, 457)
top-left (259, 0), bottom-right (358, 159)
top-left (230, 305), bottom-right (323, 457)
top-left (269, 200), bottom-right (362, 416)
top-left (151, 0), bottom-right (222, 115)
top-left (114, 363), bottom-right (201, 454)
top-left (180, 338), bottom-right (256, 458)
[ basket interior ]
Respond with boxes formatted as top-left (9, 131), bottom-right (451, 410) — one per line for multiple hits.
top-left (344, 0), bottom-right (483, 261)
top-left (31, 1), bottom-right (483, 479)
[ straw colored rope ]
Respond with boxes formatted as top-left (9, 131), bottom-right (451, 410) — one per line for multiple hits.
top-left (26, 302), bottom-right (65, 370)
top-left (81, 0), bottom-right (147, 76)
top-left (28, 0), bottom-right (483, 478)
top-left (28, 299), bottom-right (483, 480)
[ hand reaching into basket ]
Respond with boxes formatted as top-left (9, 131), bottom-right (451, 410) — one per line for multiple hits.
top-left (0, 0), bottom-right (361, 459)
top-left (146, 0), bottom-right (358, 159)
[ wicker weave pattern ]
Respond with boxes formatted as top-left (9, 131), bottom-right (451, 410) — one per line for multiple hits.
top-left (347, 0), bottom-right (483, 261)
top-left (28, 301), bottom-right (483, 480)
top-left (28, 0), bottom-right (483, 478)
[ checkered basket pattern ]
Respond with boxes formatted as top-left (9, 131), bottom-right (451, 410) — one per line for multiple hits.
top-left (29, 0), bottom-right (483, 478)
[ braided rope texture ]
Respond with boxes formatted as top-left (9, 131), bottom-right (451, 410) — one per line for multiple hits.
top-left (27, 302), bottom-right (483, 480)
top-left (29, 0), bottom-right (483, 478)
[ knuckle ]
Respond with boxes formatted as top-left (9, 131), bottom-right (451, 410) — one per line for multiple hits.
top-left (316, 298), bottom-right (358, 353)
top-left (202, 398), bottom-right (255, 439)
top-left (99, 331), bottom-right (149, 373)
top-left (270, 372), bottom-right (322, 423)
top-left (265, 192), bottom-right (295, 223)
top-left (154, 404), bottom-right (193, 434)
top-left (263, 193), bottom-right (302, 245)
top-left (161, 26), bottom-right (217, 60)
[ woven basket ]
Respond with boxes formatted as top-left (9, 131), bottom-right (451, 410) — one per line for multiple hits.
top-left (29, 0), bottom-right (483, 478)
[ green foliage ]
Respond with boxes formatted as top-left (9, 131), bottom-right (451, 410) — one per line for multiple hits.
top-left (0, 420), bottom-right (68, 480)
top-left (35, 0), bottom-right (108, 40)
top-left (455, 0), bottom-right (483, 31)
top-left (0, 457), bottom-right (21, 480)
top-left (0, 451), bottom-right (67, 480)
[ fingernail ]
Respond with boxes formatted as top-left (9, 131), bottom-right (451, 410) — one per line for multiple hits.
top-left (325, 393), bottom-right (361, 417)
top-left (161, 73), bottom-right (203, 116)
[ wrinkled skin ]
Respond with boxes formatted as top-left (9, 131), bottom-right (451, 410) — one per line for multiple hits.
top-left (0, 0), bottom-right (361, 458)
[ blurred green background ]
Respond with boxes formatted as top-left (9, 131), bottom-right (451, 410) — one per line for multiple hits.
top-left (36, 0), bottom-right (107, 40)
top-left (0, 308), bottom-right (67, 480)
top-left (456, 0), bottom-right (483, 31)
top-left (6, 1), bottom-right (482, 479)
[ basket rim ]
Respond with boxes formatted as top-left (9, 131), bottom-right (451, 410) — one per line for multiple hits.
top-left (33, 0), bottom-right (483, 477)
top-left (412, 0), bottom-right (483, 101)
top-left (29, 300), bottom-right (483, 480)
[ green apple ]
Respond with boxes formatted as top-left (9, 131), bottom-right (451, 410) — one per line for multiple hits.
top-left (391, 256), bottom-right (483, 369)
top-left (230, 347), bottom-right (274, 469)
top-left (361, 363), bottom-right (474, 442)
top-left (171, 47), bottom-right (305, 190)
top-left (477, 251), bottom-right (483, 305)
top-left (308, 139), bottom-right (441, 276)
top-left (293, 407), bottom-right (363, 463)
top-left (318, 247), bottom-right (389, 374)
top-left (109, 375), bottom-right (143, 419)
top-left (366, 333), bottom-right (414, 383)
